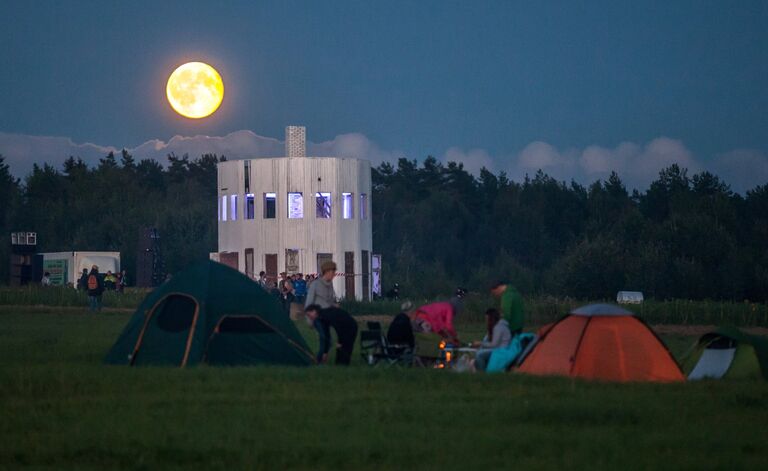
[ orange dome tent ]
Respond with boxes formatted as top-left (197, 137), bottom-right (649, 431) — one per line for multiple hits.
top-left (518, 304), bottom-right (684, 382)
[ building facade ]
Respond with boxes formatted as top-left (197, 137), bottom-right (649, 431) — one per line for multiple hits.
top-left (215, 126), bottom-right (373, 300)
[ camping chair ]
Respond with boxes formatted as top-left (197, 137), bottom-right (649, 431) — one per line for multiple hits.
top-left (360, 321), bottom-right (415, 366)
top-left (360, 323), bottom-right (385, 365)
top-left (412, 332), bottom-right (444, 368)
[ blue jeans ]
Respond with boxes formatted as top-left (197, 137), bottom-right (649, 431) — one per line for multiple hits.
top-left (89, 296), bottom-right (101, 312)
top-left (475, 349), bottom-right (493, 371)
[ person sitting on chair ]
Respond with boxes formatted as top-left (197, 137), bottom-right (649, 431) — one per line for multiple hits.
top-left (471, 308), bottom-right (512, 372)
top-left (387, 301), bottom-right (416, 350)
top-left (305, 304), bottom-right (358, 366)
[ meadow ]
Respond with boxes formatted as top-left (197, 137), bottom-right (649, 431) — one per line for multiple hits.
top-left (1, 304), bottom-right (767, 470)
top-left (2, 285), bottom-right (768, 326)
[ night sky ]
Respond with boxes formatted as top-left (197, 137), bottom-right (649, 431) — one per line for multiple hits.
top-left (1, 1), bottom-right (767, 191)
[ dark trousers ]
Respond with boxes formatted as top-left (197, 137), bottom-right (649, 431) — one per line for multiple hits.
top-left (335, 323), bottom-right (358, 365)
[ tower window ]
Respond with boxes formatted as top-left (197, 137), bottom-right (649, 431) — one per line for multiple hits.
top-left (245, 194), bottom-right (255, 219)
top-left (316, 192), bottom-right (331, 218)
top-left (342, 193), bottom-right (354, 219)
top-left (264, 193), bottom-right (276, 219)
top-left (230, 195), bottom-right (238, 221)
top-left (288, 192), bottom-right (303, 219)
top-left (360, 193), bottom-right (368, 220)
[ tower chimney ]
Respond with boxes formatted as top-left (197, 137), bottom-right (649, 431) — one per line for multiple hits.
top-left (285, 126), bottom-right (306, 158)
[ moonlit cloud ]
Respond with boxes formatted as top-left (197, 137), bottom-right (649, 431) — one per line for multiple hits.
top-left (1, 131), bottom-right (766, 193)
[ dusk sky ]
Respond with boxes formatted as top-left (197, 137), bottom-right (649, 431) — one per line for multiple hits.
top-left (1, 1), bottom-right (767, 191)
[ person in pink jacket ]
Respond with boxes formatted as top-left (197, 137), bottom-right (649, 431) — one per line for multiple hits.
top-left (414, 301), bottom-right (460, 344)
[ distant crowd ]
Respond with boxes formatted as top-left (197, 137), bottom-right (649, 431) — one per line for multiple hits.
top-left (255, 271), bottom-right (319, 315)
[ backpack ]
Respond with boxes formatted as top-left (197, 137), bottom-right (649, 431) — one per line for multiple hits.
top-left (87, 274), bottom-right (99, 291)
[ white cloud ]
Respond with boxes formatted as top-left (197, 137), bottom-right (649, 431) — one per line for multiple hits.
top-left (1, 130), bottom-right (766, 192)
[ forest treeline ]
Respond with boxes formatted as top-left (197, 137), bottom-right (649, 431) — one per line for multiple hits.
top-left (1, 152), bottom-right (767, 301)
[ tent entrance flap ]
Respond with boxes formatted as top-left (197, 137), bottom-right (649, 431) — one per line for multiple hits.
top-left (688, 348), bottom-right (736, 380)
top-left (131, 293), bottom-right (199, 367)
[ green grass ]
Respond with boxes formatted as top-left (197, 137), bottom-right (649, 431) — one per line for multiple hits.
top-left (1, 307), bottom-right (767, 469)
top-left (3, 286), bottom-right (768, 326)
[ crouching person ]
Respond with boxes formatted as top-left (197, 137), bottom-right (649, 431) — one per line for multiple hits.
top-left (305, 304), bottom-right (359, 365)
top-left (472, 308), bottom-right (512, 372)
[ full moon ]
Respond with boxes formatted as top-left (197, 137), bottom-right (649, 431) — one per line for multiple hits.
top-left (166, 62), bottom-right (224, 119)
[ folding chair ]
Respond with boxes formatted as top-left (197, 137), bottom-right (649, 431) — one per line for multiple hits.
top-left (360, 321), bottom-right (414, 366)
top-left (360, 328), bottom-right (385, 365)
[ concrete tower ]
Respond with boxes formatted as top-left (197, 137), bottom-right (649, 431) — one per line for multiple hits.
top-left (214, 126), bottom-right (373, 300)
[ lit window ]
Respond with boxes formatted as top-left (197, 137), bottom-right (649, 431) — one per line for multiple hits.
top-left (221, 195), bottom-right (227, 221)
top-left (342, 193), bottom-right (354, 219)
top-left (360, 193), bottom-right (368, 220)
top-left (264, 193), bottom-right (276, 219)
top-left (245, 194), bottom-right (255, 220)
top-left (230, 195), bottom-right (238, 221)
top-left (288, 192), bottom-right (303, 219)
top-left (316, 192), bottom-right (331, 218)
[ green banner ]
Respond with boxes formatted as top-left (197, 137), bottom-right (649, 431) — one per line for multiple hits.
top-left (43, 259), bottom-right (68, 286)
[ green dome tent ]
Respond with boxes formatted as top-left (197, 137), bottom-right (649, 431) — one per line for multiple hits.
top-left (685, 326), bottom-right (768, 380)
top-left (105, 260), bottom-right (314, 367)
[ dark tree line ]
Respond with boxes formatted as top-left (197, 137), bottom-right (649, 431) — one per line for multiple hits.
top-left (0, 152), bottom-right (766, 301)
top-left (372, 157), bottom-right (768, 301)
top-left (0, 151), bottom-right (221, 284)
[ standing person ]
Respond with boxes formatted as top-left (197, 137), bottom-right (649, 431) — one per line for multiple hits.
top-left (305, 261), bottom-right (338, 309)
top-left (41, 272), bottom-right (51, 286)
top-left (471, 308), bottom-right (512, 372)
top-left (293, 273), bottom-right (307, 306)
top-left (117, 269), bottom-right (128, 292)
top-left (77, 268), bottom-right (89, 291)
top-left (257, 271), bottom-right (268, 289)
top-left (385, 283), bottom-right (400, 300)
top-left (279, 272), bottom-right (295, 316)
top-left (449, 287), bottom-right (467, 316)
top-left (490, 281), bottom-right (525, 335)
top-left (86, 265), bottom-right (104, 312)
top-left (304, 304), bottom-right (358, 365)
top-left (104, 271), bottom-right (117, 290)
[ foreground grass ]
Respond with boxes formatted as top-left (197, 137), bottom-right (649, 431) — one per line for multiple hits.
top-left (1, 307), bottom-right (767, 469)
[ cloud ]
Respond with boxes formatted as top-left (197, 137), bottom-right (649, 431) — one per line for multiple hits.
top-left (0, 133), bottom-right (118, 177)
top-left (1, 130), bottom-right (766, 192)
top-left (0, 130), bottom-right (407, 179)
top-left (308, 132), bottom-right (406, 166)
top-left (447, 136), bottom-right (754, 192)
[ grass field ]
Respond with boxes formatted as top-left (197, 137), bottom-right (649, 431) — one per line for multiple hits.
top-left (3, 285), bottom-right (768, 326)
top-left (1, 306), bottom-right (767, 470)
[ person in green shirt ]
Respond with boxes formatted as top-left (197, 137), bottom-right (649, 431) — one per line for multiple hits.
top-left (490, 281), bottom-right (524, 335)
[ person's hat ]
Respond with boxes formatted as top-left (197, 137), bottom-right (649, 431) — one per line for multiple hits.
top-left (400, 301), bottom-right (413, 311)
top-left (91, 265), bottom-right (98, 270)
top-left (320, 261), bottom-right (337, 274)
top-left (490, 280), bottom-right (508, 289)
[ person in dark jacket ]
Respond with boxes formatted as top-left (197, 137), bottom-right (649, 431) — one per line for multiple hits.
top-left (387, 301), bottom-right (415, 349)
top-left (86, 265), bottom-right (105, 312)
top-left (305, 304), bottom-right (358, 365)
top-left (77, 268), bottom-right (89, 291)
